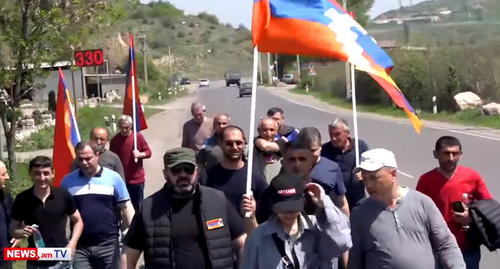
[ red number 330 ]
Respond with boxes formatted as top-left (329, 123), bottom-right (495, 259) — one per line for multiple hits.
top-left (74, 50), bottom-right (104, 67)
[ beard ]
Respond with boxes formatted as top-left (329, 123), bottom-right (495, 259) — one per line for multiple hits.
top-left (223, 149), bottom-right (242, 161)
top-left (167, 177), bottom-right (196, 197)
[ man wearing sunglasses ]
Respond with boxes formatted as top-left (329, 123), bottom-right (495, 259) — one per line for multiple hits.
top-left (122, 147), bottom-right (247, 269)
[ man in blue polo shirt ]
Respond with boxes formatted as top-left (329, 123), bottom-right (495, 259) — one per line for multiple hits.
top-left (61, 140), bottom-right (135, 269)
top-left (321, 118), bottom-right (369, 211)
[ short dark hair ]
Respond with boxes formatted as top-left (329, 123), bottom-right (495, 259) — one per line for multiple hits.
top-left (435, 136), bottom-right (461, 152)
top-left (267, 107), bottom-right (284, 117)
top-left (294, 127), bottom-right (322, 149)
top-left (221, 125), bottom-right (246, 141)
top-left (75, 140), bottom-right (100, 154)
top-left (29, 156), bottom-right (53, 171)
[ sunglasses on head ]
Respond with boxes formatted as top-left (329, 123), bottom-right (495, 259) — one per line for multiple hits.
top-left (171, 164), bottom-right (195, 175)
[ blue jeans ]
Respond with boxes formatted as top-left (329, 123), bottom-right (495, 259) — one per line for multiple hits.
top-left (126, 183), bottom-right (144, 210)
top-left (462, 247), bottom-right (481, 269)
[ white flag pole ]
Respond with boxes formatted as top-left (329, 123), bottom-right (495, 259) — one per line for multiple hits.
top-left (130, 42), bottom-right (139, 163)
top-left (350, 63), bottom-right (360, 166)
top-left (245, 46), bottom-right (259, 218)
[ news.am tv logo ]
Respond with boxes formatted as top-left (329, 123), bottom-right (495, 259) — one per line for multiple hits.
top-left (3, 248), bottom-right (71, 261)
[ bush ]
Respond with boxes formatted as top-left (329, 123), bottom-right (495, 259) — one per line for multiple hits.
top-left (161, 18), bottom-right (173, 28)
top-left (5, 162), bottom-right (31, 197)
top-left (209, 25), bottom-right (216, 30)
top-left (197, 12), bottom-right (219, 25)
top-left (219, 37), bottom-right (229, 43)
top-left (188, 22), bottom-right (196, 28)
top-left (177, 32), bottom-right (185, 38)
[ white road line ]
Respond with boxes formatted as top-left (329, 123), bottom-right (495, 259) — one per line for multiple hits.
top-left (427, 126), bottom-right (500, 142)
top-left (265, 89), bottom-right (500, 142)
top-left (398, 170), bottom-right (415, 179)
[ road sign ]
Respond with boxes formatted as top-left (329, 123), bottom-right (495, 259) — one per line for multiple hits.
top-left (74, 49), bottom-right (104, 67)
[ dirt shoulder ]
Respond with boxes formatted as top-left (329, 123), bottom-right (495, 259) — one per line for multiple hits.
top-left (141, 86), bottom-right (197, 196)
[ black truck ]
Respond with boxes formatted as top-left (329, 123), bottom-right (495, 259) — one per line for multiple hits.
top-left (224, 70), bottom-right (241, 87)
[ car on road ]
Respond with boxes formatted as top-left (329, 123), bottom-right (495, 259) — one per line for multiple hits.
top-left (239, 82), bottom-right (252, 97)
top-left (180, 77), bottom-right (190, 85)
top-left (225, 70), bottom-right (241, 87)
top-left (199, 78), bottom-right (210, 87)
top-left (281, 74), bottom-right (295, 84)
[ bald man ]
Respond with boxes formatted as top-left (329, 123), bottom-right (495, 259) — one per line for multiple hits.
top-left (181, 102), bottom-right (213, 153)
top-left (198, 114), bottom-right (230, 182)
top-left (70, 127), bottom-right (125, 180)
top-left (0, 161), bottom-right (13, 269)
top-left (253, 118), bottom-right (287, 183)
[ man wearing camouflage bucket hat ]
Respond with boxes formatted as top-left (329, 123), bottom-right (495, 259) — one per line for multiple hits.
top-left (122, 147), bottom-right (247, 269)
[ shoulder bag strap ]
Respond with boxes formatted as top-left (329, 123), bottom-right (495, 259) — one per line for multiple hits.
top-left (272, 233), bottom-right (296, 269)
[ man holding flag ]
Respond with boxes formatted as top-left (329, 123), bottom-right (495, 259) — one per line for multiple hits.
top-left (111, 34), bottom-right (151, 210)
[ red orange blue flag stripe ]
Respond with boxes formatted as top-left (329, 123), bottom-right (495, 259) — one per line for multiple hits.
top-left (53, 68), bottom-right (81, 187)
top-left (206, 218), bottom-right (224, 230)
top-left (252, 0), bottom-right (423, 133)
top-left (123, 34), bottom-right (148, 132)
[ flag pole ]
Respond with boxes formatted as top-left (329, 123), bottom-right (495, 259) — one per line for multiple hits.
top-left (130, 35), bottom-right (138, 163)
top-left (350, 63), bottom-right (360, 167)
top-left (245, 46), bottom-right (259, 218)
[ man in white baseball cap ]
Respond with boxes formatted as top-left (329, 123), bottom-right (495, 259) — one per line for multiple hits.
top-left (348, 148), bottom-right (466, 269)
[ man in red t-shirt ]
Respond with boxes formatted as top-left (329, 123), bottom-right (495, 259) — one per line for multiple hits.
top-left (416, 136), bottom-right (492, 269)
top-left (110, 115), bottom-right (152, 210)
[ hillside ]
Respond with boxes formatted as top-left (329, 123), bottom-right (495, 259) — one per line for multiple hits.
top-left (373, 0), bottom-right (500, 22)
top-left (89, 1), bottom-right (254, 80)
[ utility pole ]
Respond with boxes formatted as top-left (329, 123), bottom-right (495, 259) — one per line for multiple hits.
top-left (168, 46), bottom-right (173, 90)
top-left (258, 53), bottom-right (263, 84)
top-left (275, 53), bottom-right (279, 78)
top-left (267, 53), bottom-right (272, 85)
top-left (94, 43), bottom-right (101, 98)
top-left (342, 0), bottom-right (351, 100)
top-left (138, 28), bottom-right (148, 85)
top-left (296, 55), bottom-right (301, 82)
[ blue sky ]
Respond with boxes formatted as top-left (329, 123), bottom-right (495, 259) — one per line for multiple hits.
top-left (141, 0), bottom-right (426, 27)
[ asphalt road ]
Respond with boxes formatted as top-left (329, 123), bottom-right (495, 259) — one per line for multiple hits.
top-left (196, 81), bottom-right (500, 268)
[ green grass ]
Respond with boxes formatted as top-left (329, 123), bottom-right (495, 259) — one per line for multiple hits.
top-left (17, 106), bottom-right (164, 151)
top-left (291, 88), bottom-right (500, 129)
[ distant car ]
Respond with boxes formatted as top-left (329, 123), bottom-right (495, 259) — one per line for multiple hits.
top-left (281, 74), bottom-right (294, 84)
top-left (180, 77), bottom-right (190, 85)
top-left (239, 82), bottom-right (252, 97)
top-left (199, 78), bottom-right (210, 87)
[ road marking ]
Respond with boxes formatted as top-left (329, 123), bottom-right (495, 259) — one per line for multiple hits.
top-left (398, 170), bottom-right (414, 179)
top-left (426, 126), bottom-right (500, 142)
top-left (265, 89), bottom-right (500, 142)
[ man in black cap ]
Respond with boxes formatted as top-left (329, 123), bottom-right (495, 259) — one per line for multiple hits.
top-left (122, 147), bottom-right (247, 269)
top-left (241, 173), bottom-right (351, 269)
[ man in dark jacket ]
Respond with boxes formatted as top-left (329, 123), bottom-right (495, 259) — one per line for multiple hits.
top-left (122, 147), bottom-right (246, 269)
top-left (266, 107), bottom-right (299, 141)
top-left (0, 161), bottom-right (13, 269)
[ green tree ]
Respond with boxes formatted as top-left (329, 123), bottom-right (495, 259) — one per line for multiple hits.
top-left (347, 0), bottom-right (375, 27)
top-left (0, 0), bottom-right (123, 176)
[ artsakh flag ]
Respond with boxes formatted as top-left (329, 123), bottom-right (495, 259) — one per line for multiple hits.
top-left (53, 68), bottom-right (81, 186)
top-left (123, 34), bottom-right (148, 131)
top-left (252, 0), bottom-right (423, 133)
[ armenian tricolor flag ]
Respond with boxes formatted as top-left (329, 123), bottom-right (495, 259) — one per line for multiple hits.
top-left (53, 68), bottom-right (81, 186)
top-left (123, 34), bottom-right (148, 132)
top-left (252, 0), bottom-right (423, 133)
